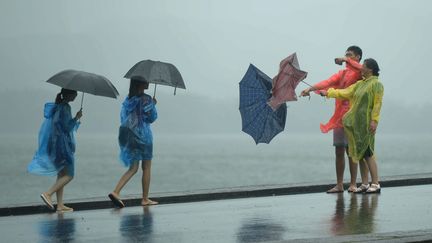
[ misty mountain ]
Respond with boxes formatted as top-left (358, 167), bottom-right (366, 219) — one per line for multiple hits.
top-left (1, 88), bottom-right (431, 136)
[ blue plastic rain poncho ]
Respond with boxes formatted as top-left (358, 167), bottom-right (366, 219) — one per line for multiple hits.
top-left (27, 103), bottom-right (80, 176)
top-left (118, 94), bottom-right (157, 167)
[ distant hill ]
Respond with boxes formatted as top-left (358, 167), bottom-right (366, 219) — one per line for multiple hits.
top-left (0, 88), bottom-right (431, 135)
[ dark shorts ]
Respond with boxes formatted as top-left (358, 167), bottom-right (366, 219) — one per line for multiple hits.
top-left (363, 147), bottom-right (374, 159)
top-left (333, 127), bottom-right (348, 147)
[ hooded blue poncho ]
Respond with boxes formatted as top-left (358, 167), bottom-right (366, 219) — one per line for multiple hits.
top-left (118, 94), bottom-right (157, 167)
top-left (27, 102), bottom-right (79, 176)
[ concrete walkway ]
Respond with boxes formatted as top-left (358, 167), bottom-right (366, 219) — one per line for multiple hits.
top-left (1, 184), bottom-right (432, 242)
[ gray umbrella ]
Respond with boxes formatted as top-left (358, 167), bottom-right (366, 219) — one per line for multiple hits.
top-left (46, 69), bottom-right (119, 108)
top-left (124, 60), bottom-right (186, 96)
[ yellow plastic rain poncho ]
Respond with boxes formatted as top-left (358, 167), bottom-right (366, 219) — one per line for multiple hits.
top-left (327, 76), bottom-right (384, 161)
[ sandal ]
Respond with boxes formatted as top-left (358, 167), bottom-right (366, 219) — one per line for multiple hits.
top-left (354, 184), bottom-right (370, 193)
top-left (57, 205), bottom-right (74, 213)
top-left (347, 186), bottom-right (358, 193)
top-left (109, 193), bottom-right (125, 208)
top-left (40, 193), bottom-right (55, 210)
top-left (141, 199), bottom-right (158, 206)
top-left (326, 186), bottom-right (344, 193)
top-left (366, 183), bottom-right (381, 193)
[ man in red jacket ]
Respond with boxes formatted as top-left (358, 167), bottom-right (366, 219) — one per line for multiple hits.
top-left (301, 46), bottom-right (364, 193)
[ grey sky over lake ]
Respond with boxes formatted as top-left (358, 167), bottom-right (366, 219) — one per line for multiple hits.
top-left (1, 0), bottom-right (431, 135)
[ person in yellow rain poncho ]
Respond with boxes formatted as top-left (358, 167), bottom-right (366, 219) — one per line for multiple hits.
top-left (321, 58), bottom-right (384, 193)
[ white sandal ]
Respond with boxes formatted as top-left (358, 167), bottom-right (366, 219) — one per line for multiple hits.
top-left (354, 184), bottom-right (370, 193)
top-left (366, 183), bottom-right (381, 193)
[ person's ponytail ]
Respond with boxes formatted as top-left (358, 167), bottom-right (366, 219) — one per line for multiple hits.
top-left (55, 88), bottom-right (77, 104)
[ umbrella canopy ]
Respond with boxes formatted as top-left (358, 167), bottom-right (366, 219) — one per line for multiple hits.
top-left (124, 60), bottom-right (186, 95)
top-left (46, 70), bottom-right (119, 99)
top-left (239, 64), bottom-right (287, 144)
top-left (267, 53), bottom-right (307, 110)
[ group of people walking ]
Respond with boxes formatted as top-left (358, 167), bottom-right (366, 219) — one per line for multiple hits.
top-left (28, 78), bottom-right (157, 212)
top-left (27, 45), bottom-right (384, 212)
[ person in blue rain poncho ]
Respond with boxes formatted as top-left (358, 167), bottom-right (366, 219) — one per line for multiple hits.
top-left (109, 79), bottom-right (158, 207)
top-left (28, 88), bottom-right (83, 212)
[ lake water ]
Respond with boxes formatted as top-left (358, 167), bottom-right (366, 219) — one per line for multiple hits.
top-left (1, 133), bottom-right (431, 207)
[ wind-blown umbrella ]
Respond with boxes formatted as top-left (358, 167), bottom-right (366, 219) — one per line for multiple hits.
top-left (124, 60), bottom-right (186, 96)
top-left (46, 69), bottom-right (119, 108)
top-left (239, 64), bottom-right (287, 144)
top-left (267, 53), bottom-right (308, 110)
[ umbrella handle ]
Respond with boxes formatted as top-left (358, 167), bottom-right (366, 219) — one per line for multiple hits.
top-left (153, 84), bottom-right (157, 98)
top-left (80, 92), bottom-right (84, 110)
top-left (79, 92), bottom-right (84, 122)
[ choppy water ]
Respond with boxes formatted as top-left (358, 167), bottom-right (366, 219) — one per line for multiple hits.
top-left (1, 133), bottom-right (431, 207)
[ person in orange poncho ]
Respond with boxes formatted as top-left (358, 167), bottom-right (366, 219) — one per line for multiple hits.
top-left (300, 46), bottom-right (364, 193)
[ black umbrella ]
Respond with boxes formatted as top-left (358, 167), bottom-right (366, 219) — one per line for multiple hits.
top-left (124, 60), bottom-right (186, 96)
top-left (47, 69), bottom-right (119, 109)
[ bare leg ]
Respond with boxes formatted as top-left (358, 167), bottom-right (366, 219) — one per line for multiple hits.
top-left (41, 169), bottom-right (73, 210)
top-left (55, 170), bottom-right (66, 207)
top-left (56, 186), bottom-right (72, 211)
top-left (112, 162), bottom-right (139, 197)
top-left (142, 160), bottom-right (157, 205)
top-left (365, 156), bottom-right (379, 185)
top-left (347, 149), bottom-right (358, 190)
top-left (359, 159), bottom-right (369, 185)
top-left (327, 146), bottom-right (345, 192)
top-left (56, 186), bottom-right (64, 207)
top-left (44, 169), bottom-right (73, 199)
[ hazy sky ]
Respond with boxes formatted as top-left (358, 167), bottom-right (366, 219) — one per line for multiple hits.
top-left (1, 0), bottom-right (431, 101)
top-left (1, 0), bottom-right (431, 135)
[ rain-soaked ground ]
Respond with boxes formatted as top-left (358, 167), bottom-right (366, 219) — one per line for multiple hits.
top-left (1, 184), bottom-right (432, 242)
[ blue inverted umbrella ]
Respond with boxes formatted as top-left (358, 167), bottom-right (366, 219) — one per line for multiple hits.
top-left (239, 64), bottom-right (287, 144)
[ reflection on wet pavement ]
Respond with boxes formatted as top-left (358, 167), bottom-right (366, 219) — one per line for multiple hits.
top-left (237, 217), bottom-right (286, 242)
top-left (38, 213), bottom-right (76, 242)
top-left (120, 207), bottom-right (153, 242)
top-left (330, 193), bottom-right (379, 236)
top-left (1, 185), bottom-right (432, 242)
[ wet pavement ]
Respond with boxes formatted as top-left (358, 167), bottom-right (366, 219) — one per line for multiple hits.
top-left (1, 184), bottom-right (432, 242)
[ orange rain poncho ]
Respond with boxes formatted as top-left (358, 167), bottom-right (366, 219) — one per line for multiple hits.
top-left (314, 59), bottom-right (362, 133)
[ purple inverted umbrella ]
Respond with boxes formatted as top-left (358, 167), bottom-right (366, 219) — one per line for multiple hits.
top-left (267, 53), bottom-right (308, 110)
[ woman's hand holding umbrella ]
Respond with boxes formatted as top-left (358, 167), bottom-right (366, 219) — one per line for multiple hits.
top-left (74, 109), bottom-right (83, 121)
top-left (300, 88), bottom-right (313, 97)
top-left (319, 90), bottom-right (328, 96)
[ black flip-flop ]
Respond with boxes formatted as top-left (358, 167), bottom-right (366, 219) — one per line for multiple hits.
top-left (108, 193), bottom-right (125, 208)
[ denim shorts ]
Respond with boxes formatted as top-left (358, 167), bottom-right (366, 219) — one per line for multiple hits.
top-left (333, 127), bottom-right (348, 147)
